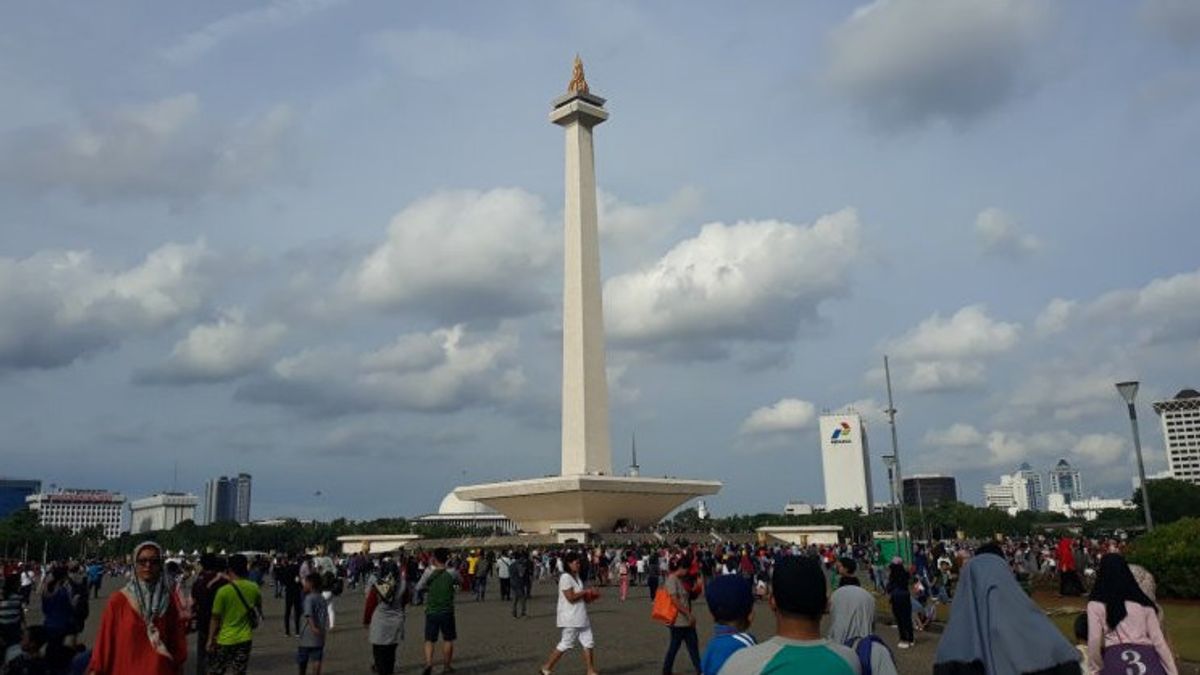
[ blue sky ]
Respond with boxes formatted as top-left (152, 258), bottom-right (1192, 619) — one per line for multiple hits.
top-left (2, 0), bottom-right (1198, 520)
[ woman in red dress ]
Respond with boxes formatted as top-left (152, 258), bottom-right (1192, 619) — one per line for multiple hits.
top-left (87, 541), bottom-right (188, 675)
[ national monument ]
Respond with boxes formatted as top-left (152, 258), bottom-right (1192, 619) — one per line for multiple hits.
top-left (455, 58), bottom-right (721, 538)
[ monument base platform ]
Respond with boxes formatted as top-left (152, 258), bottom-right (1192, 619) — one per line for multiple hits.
top-left (455, 475), bottom-right (721, 535)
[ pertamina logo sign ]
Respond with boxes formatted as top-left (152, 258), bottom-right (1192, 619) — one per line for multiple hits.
top-left (829, 421), bottom-right (853, 444)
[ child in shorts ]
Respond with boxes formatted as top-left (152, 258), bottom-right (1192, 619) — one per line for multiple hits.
top-left (297, 574), bottom-right (328, 675)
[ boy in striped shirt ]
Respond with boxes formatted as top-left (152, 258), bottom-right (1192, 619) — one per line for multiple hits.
top-left (701, 575), bottom-right (756, 675)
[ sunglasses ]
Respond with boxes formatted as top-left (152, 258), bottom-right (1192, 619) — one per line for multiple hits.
top-left (136, 558), bottom-right (162, 567)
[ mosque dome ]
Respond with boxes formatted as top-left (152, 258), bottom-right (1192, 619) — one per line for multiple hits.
top-left (438, 492), bottom-right (497, 515)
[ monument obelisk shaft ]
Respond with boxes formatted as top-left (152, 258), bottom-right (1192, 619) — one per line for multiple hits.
top-left (551, 57), bottom-right (612, 476)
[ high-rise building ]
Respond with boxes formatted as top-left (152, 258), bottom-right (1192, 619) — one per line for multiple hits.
top-left (1047, 458), bottom-right (1084, 503)
top-left (983, 480), bottom-right (1017, 510)
top-left (129, 492), bottom-right (199, 534)
top-left (0, 478), bottom-right (42, 518)
top-left (902, 475), bottom-right (958, 508)
top-left (204, 474), bottom-right (252, 524)
top-left (819, 413), bottom-right (874, 513)
top-left (983, 463), bottom-right (1045, 513)
top-left (26, 489), bottom-right (124, 538)
top-left (1152, 388), bottom-right (1200, 485)
top-left (235, 474), bottom-right (252, 524)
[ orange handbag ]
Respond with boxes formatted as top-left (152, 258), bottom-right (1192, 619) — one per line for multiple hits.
top-left (651, 587), bottom-right (678, 625)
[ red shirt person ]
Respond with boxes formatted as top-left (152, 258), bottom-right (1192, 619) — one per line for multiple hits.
top-left (88, 541), bottom-right (188, 675)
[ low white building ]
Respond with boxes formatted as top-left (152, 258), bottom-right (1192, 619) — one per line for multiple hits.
top-left (1046, 493), bottom-right (1134, 521)
top-left (129, 492), bottom-right (198, 534)
top-left (784, 501), bottom-right (815, 516)
top-left (757, 525), bottom-right (843, 547)
top-left (27, 489), bottom-right (125, 539)
top-left (410, 492), bottom-right (516, 533)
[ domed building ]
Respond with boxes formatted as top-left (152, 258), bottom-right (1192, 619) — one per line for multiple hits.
top-left (410, 491), bottom-right (516, 533)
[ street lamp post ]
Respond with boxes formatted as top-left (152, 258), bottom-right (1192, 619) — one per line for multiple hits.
top-left (883, 454), bottom-right (899, 560)
top-left (1116, 381), bottom-right (1154, 531)
top-left (884, 355), bottom-right (910, 561)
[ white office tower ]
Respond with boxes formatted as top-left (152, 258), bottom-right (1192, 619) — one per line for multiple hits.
top-left (129, 492), bottom-right (199, 534)
top-left (983, 463), bottom-right (1045, 513)
top-left (1153, 388), bottom-right (1200, 484)
top-left (26, 489), bottom-right (125, 539)
top-left (1047, 459), bottom-right (1084, 504)
top-left (819, 413), bottom-right (874, 512)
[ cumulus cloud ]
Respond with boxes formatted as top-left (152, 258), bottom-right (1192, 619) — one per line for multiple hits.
top-left (236, 325), bottom-right (525, 416)
top-left (136, 309), bottom-right (286, 385)
top-left (924, 422), bottom-right (986, 448)
top-left (163, 0), bottom-right (346, 65)
top-left (1035, 298), bottom-right (1076, 337)
top-left (1086, 268), bottom-right (1200, 344)
top-left (1006, 368), bottom-right (1122, 422)
top-left (1141, 0), bottom-right (1200, 48)
top-left (598, 186), bottom-right (703, 248)
top-left (741, 398), bottom-right (817, 434)
top-left (975, 208), bottom-right (1042, 258)
top-left (0, 94), bottom-right (295, 204)
top-left (826, 0), bottom-right (1050, 129)
top-left (346, 188), bottom-right (556, 322)
top-left (604, 208), bottom-right (861, 358)
top-left (0, 242), bottom-right (212, 372)
top-left (884, 305), bottom-right (1019, 392)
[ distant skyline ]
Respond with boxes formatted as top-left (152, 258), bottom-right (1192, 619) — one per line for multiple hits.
top-left (2, 1), bottom-right (1198, 520)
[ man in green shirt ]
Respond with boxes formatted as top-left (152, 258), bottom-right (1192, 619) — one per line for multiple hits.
top-left (207, 554), bottom-right (262, 675)
top-left (415, 548), bottom-right (460, 675)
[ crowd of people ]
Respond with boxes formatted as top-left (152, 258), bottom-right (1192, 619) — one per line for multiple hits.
top-left (0, 533), bottom-right (1181, 674)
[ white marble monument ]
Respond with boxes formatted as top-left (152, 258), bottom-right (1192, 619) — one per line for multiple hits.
top-left (455, 57), bottom-right (720, 537)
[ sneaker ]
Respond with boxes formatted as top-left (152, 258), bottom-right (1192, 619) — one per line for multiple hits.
top-left (898, 642), bottom-right (912, 649)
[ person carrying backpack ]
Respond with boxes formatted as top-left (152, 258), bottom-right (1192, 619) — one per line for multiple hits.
top-left (828, 583), bottom-right (898, 675)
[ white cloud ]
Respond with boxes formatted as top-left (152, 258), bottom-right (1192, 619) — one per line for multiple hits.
top-left (347, 188), bottom-right (556, 322)
top-left (1006, 369), bottom-right (1121, 422)
top-left (826, 0), bottom-right (1050, 128)
top-left (1071, 434), bottom-right (1126, 465)
top-left (1035, 298), bottom-right (1076, 337)
top-left (741, 398), bottom-right (817, 434)
top-left (236, 325), bottom-right (524, 416)
top-left (0, 94), bottom-right (295, 204)
top-left (0, 242), bottom-right (212, 372)
top-left (906, 361), bottom-right (987, 393)
top-left (598, 186), bottom-right (703, 248)
top-left (924, 423), bottom-right (985, 448)
top-left (889, 305), bottom-right (1020, 361)
top-left (1140, 0), bottom-right (1200, 48)
top-left (604, 208), bottom-right (861, 357)
top-left (1087, 268), bottom-right (1200, 344)
top-left (884, 305), bottom-right (1019, 392)
top-left (137, 309), bottom-right (286, 384)
top-left (837, 398), bottom-right (889, 426)
top-left (163, 0), bottom-right (346, 65)
top-left (975, 208), bottom-right (1043, 258)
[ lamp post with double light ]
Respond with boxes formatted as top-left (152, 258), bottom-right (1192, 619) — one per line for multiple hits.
top-left (1116, 381), bottom-right (1154, 531)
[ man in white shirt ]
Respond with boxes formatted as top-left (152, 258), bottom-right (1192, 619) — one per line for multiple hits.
top-left (539, 552), bottom-right (598, 675)
top-left (497, 551), bottom-right (513, 601)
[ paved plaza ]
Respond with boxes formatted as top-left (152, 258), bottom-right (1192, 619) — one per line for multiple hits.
top-left (56, 576), bottom-right (945, 674)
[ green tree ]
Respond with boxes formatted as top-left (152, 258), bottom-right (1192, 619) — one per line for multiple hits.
top-left (1134, 478), bottom-right (1200, 526)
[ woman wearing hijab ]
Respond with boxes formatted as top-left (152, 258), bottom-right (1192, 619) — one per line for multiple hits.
top-left (1086, 554), bottom-right (1176, 675)
top-left (827, 582), bottom-right (899, 675)
top-left (885, 559), bottom-right (914, 649)
top-left (934, 544), bottom-right (1080, 675)
top-left (87, 541), bottom-right (188, 675)
top-left (363, 559), bottom-right (409, 675)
